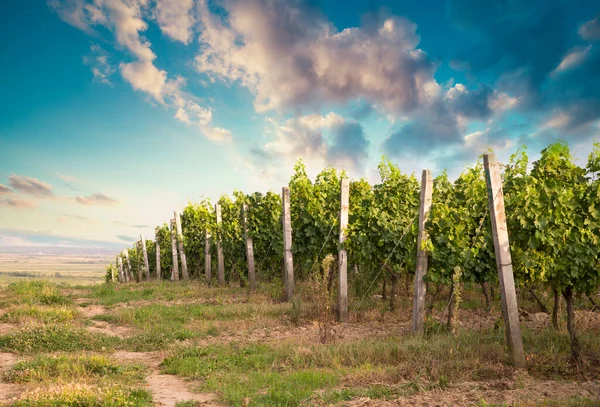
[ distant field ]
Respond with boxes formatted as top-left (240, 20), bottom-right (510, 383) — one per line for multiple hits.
top-left (0, 253), bottom-right (109, 286)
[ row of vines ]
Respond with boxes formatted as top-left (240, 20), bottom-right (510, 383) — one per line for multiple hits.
top-left (112, 141), bottom-right (600, 357)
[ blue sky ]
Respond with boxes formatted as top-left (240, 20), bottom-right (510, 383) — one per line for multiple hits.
top-left (1, 0), bottom-right (599, 248)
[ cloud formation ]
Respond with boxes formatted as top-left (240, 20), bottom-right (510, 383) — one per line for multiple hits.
top-left (153, 0), bottom-right (195, 44)
top-left (196, 0), bottom-right (436, 116)
top-left (112, 220), bottom-right (150, 228)
top-left (9, 175), bottom-right (54, 197)
top-left (50, 0), bottom-right (231, 142)
top-left (579, 15), bottom-right (600, 41)
top-left (0, 197), bottom-right (36, 209)
top-left (0, 184), bottom-right (12, 194)
top-left (117, 234), bottom-right (137, 242)
top-left (75, 192), bottom-right (119, 206)
top-left (83, 44), bottom-right (115, 84)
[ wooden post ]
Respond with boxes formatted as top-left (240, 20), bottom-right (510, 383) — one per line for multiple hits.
top-left (215, 204), bottom-right (225, 285)
top-left (141, 234), bottom-right (150, 280)
top-left (205, 229), bottom-right (212, 284)
top-left (170, 218), bottom-right (179, 281)
top-left (483, 154), bottom-right (526, 368)
top-left (123, 249), bottom-right (133, 282)
top-left (174, 211), bottom-right (189, 281)
top-left (282, 187), bottom-right (294, 301)
top-left (117, 256), bottom-right (125, 282)
top-left (338, 178), bottom-right (349, 322)
top-left (155, 227), bottom-right (161, 280)
top-left (243, 204), bottom-right (257, 291)
top-left (412, 170), bottom-right (433, 334)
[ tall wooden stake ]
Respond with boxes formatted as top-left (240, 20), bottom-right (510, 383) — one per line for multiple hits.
top-left (412, 169), bottom-right (433, 334)
top-left (282, 187), bottom-right (294, 301)
top-left (155, 227), bottom-right (161, 280)
top-left (117, 256), bottom-right (125, 282)
top-left (141, 234), bottom-right (150, 280)
top-left (170, 219), bottom-right (179, 281)
top-left (205, 229), bottom-right (212, 284)
top-left (338, 178), bottom-right (349, 322)
top-left (174, 211), bottom-right (189, 281)
top-left (243, 204), bottom-right (256, 291)
top-left (215, 204), bottom-right (225, 285)
top-left (483, 154), bottom-right (526, 368)
top-left (123, 249), bottom-right (133, 282)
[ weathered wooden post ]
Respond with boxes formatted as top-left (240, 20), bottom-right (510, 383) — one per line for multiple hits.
top-left (412, 170), bottom-right (433, 334)
top-left (243, 204), bottom-right (257, 291)
top-left (123, 249), bottom-right (134, 282)
top-left (174, 211), bottom-right (189, 281)
top-left (215, 204), bottom-right (225, 285)
top-left (141, 234), bottom-right (150, 280)
top-left (338, 178), bottom-right (349, 322)
top-left (205, 229), bottom-right (212, 284)
top-left (282, 187), bottom-right (294, 301)
top-left (155, 227), bottom-right (161, 279)
top-left (117, 256), bottom-right (125, 282)
top-left (483, 154), bottom-right (526, 368)
top-left (170, 218), bottom-right (179, 281)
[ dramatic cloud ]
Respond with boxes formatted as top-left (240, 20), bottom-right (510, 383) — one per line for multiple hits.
top-left (384, 100), bottom-right (463, 156)
top-left (9, 175), bottom-right (54, 197)
top-left (579, 15), bottom-right (600, 41)
top-left (50, 0), bottom-right (230, 142)
top-left (0, 184), bottom-right (12, 194)
top-left (153, 0), bottom-right (195, 44)
top-left (195, 0), bottom-right (436, 115)
top-left (248, 112), bottom-right (369, 184)
top-left (0, 197), bottom-right (36, 209)
top-left (83, 44), bottom-right (115, 84)
top-left (75, 192), bottom-right (119, 206)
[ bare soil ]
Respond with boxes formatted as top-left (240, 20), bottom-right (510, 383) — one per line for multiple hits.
top-left (111, 351), bottom-right (221, 407)
top-left (0, 353), bottom-right (22, 404)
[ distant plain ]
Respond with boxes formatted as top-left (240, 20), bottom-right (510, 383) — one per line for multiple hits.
top-left (0, 252), bottom-right (110, 286)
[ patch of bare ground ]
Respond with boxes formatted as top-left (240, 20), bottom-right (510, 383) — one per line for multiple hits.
top-left (86, 320), bottom-right (134, 337)
top-left (111, 351), bottom-right (221, 407)
top-left (340, 376), bottom-right (600, 406)
top-left (0, 352), bottom-right (22, 404)
top-left (0, 323), bottom-right (17, 335)
top-left (77, 304), bottom-right (107, 318)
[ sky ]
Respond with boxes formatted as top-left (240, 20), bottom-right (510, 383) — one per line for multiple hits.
top-left (1, 0), bottom-right (600, 249)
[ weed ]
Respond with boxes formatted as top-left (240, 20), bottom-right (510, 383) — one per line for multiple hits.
top-left (0, 325), bottom-right (119, 353)
top-left (4, 354), bottom-right (146, 384)
top-left (8, 384), bottom-right (152, 407)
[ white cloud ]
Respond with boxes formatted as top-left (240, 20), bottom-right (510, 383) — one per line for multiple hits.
top-left (551, 45), bottom-right (592, 75)
top-left (75, 192), bottom-right (120, 206)
top-left (83, 44), bottom-right (115, 84)
top-left (153, 0), bottom-right (195, 44)
top-left (50, 0), bottom-right (230, 142)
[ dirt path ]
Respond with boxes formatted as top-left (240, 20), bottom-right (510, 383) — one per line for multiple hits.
top-left (112, 351), bottom-right (221, 407)
top-left (0, 353), bottom-right (22, 404)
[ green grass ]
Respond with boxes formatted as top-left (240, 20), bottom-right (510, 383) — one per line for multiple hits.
top-left (1, 304), bottom-right (81, 324)
top-left (94, 302), bottom-right (286, 327)
top-left (7, 384), bottom-right (152, 407)
top-left (3, 281), bottom-right (71, 305)
top-left (0, 324), bottom-right (119, 353)
top-left (4, 354), bottom-right (146, 384)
